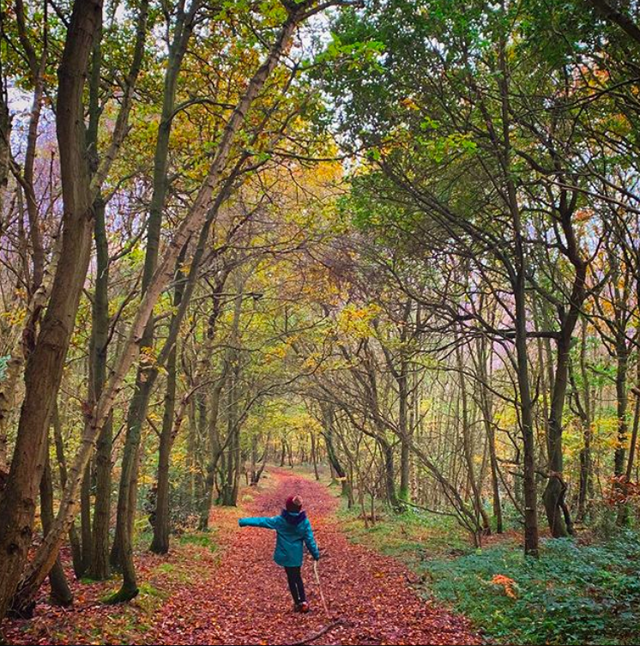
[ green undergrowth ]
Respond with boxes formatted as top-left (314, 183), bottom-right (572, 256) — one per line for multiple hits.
top-left (339, 500), bottom-right (640, 645)
top-left (178, 532), bottom-right (216, 552)
top-left (423, 532), bottom-right (640, 645)
top-left (337, 501), bottom-right (468, 567)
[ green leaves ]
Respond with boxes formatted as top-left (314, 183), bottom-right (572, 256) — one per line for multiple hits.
top-left (318, 32), bottom-right (385, 71)
top-left (425, 533), bottom-right (640, 645)
top-left (415, 131), bottom-right (477, 163)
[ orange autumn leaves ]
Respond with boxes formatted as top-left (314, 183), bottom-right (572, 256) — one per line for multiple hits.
top-left (490, 574), bottom-right (518, 599)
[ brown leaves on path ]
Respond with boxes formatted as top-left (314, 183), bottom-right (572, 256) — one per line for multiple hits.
top-left (149, 468), bottom-right (480, 645)
top-left (2, 469), bottom-right (480, 645)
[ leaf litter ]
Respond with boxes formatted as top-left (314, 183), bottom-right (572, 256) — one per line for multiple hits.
top-left (3, 469), bottom-right (480, 645)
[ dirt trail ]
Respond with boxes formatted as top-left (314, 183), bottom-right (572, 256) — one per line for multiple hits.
top-left (148, 469), bottom-right (480, 645)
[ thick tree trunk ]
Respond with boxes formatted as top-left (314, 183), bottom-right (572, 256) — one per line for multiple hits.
top-left (12, 5), bottom-right (307, 610)
top-left (0, 239), bottom-right (63, 481)
top-left (0, 0), bottom-right (102, 621)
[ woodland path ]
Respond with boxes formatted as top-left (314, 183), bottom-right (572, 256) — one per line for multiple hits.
top-left (3, 469), bottom-right (480, 645)
top-left (147, 468), bottom-right (480, 645)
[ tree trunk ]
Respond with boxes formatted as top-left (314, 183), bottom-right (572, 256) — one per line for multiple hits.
top-left (543, 268), bottom-right (586, 536)
top-left (398, 359), bottom-right (411, 503)
top-left (250, 436), bottom-right (259, 484)
top-left (0, 75), bottom-right (10, 230)
top-left (614, 343), bottom-right (630, 525)
top-left (0, 0), bottom-right (102, 621)
top-left (206, 375), bottom-right (226, 525)
top-left (625, 361), bottom-right (640, 483)
top-left (456, 341), bottom-right (491, 534)
top-left (10, 6), bottom-right (306, 611)
top-left (88, 198), bottom-right (113, 580)
top-left (110, 382), bottom-right (151, 569)
top-left (80, 462), bottom-right (92, 575)
top-left (476, 337), bottom-right (503, 533)
top-left (222, 357), bottom-right (240, 506)
top-left (493, 31), bottom-right (539, 556)
top-left (109, 3), bottom-right (199, 599)
top-left (573, 323), bottom-right (593, 523)
top-left (85, 10), bottom-right (113, 579)
top-left (514, 270), bottom-right (539, 555)
top-left (542, 330), bottom-right (575, 538)
top-left (379, 437), bottom-right (399, 510)
top-left (310, 433), bottom-right (320, 481)
top-left (322, 405), bottom-right (349, 497)
top-left (541, 190), bottom-right (587, 538)
top-left (614, 344), bottom-right (629, 477)
top-left (39, 440), bottom-right (73, 610)
top-left (280, 441), bottom-right (286, 467)
top-left (619, 360), bottom-right (640, 525)
top-left (150, 253), bottom-right (185, 554)
top-left (51, 405), bottom-right (83, 577)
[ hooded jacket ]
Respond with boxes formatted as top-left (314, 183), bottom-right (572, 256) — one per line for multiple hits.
top-left (238, 510), bottom-right (320, 567)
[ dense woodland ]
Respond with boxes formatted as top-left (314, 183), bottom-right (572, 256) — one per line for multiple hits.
top-left (1, 0), bottom-right (640, 643)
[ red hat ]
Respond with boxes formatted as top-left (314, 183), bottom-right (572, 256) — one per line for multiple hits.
top-left (285, 495), bottom-right (303, 512)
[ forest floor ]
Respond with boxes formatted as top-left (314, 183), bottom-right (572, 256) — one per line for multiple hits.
top-left (2, 468), bottom-right (480, 645)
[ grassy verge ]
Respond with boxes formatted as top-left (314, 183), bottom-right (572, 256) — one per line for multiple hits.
top-left (339, 500), bottom-right (640, 645)
top-left (337, 502), bottom-right (468, 568)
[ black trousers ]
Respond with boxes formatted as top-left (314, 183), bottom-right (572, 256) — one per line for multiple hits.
top-left (284, 566), bottom-right (306, 604)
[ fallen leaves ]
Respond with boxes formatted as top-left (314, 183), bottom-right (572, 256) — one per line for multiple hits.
top-left (490, 574), bottom-right (518, 599)
top-left (2, 469), bottom-right (480, 645)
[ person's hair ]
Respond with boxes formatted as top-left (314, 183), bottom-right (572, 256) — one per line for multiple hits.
top-left (286, 495), bottom-right (303, 512)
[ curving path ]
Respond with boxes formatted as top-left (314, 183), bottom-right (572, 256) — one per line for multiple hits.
top-left (148, 468), bottom-right (480, 645)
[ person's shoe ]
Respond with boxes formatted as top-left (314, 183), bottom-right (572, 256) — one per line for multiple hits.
top-left (293, 602), bottom-right (301, 612)
top-left (299, 601), bottom-right (310, 613)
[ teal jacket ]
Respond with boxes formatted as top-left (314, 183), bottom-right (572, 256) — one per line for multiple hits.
top-left (238, 510), bottom-right (320, 567)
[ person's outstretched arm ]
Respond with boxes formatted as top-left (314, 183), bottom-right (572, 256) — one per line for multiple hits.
top-left (302, 519), bottom-right (320, 560)
top-left (238, 516), bottom-right (278, 529)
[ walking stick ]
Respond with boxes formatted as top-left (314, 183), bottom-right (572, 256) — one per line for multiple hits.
top-left (313, 560), bottom-right (330, 615)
